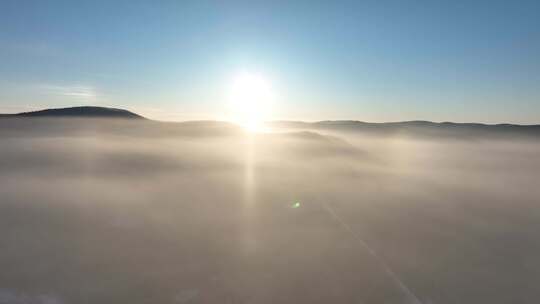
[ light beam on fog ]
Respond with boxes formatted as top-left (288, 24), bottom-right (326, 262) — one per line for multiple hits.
top-left (242, 133), bottom-right (257, 253)
top-left (321, 201), bottom-right (424, 304)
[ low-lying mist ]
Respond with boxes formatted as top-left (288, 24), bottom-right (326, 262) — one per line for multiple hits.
top-left (1, 118), bottom-right (539, 304)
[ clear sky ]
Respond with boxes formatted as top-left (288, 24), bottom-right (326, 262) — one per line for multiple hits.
top-left (1, 0), bottom-right (539, 123)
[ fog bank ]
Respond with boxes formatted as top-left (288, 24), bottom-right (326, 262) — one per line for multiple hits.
top-left (1, 118), bottom-right (539, 303)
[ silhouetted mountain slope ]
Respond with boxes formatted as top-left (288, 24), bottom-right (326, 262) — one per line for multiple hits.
top-left (1, 106), bottom-right (539, 138)
top-left (270, 120), bottom-right (540, 139)
top-left (0, 115), bottom-right (242, 139)
top-left (0, 106), bottom-right (145, 119)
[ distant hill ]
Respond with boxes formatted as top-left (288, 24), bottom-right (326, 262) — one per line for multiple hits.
top-left (1, 106), bottom-right (539, 138)
top-left (0, 106), bottom-right (145, 119)
top-left (270, 120), bottom-right (540, 139)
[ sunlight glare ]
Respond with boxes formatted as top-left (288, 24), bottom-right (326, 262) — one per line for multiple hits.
top-left (228, 72), bottom-right (274, 132)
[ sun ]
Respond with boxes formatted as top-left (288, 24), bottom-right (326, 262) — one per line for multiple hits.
top-left (228, 72), bottom-right (274, 132)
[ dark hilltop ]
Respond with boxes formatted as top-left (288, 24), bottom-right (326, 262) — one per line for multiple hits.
top-left (0, 106), bottom-right (144, 119)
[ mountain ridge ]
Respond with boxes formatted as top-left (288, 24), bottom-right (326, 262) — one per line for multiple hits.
top-left (2, 106), bottom-right (539, 126)
top-left (0, 106), bottom-right (145, 119)
top-left (270, 119), bottom-right (540, 127)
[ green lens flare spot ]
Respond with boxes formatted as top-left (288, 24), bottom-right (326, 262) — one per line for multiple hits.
top-left (292, 202), bottom-right (301, 208)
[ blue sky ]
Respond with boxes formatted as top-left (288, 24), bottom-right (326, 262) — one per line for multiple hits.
top-left (1, 0), bottom-right (539, 123)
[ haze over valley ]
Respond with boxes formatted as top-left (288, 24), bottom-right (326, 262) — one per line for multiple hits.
top-left (1, 108), bottom-right (539, 303)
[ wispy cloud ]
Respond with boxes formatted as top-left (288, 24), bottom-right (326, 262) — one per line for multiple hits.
top-left (39, 84), bottom-right (98, 100)
top-left (0, 82), bottom-right (105, 113)
top-left (29, 83), bottom-right (102, 109)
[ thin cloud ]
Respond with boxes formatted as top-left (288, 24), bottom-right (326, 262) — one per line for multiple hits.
top-left (39, 84), bottom-right (98, 100)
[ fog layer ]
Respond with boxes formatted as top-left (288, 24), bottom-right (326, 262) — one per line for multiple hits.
top-left (1, 118), bottom-right (539, 304)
